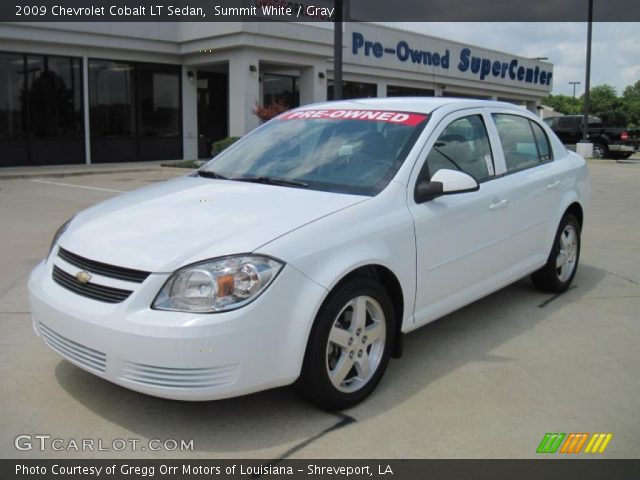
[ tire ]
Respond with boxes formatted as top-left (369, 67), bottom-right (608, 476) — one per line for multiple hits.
top-left (297, 276), bottom-right (395, 410)
top-left (531, 214), bottom-right (581, 293)
top-left (592, 143), bottom-right (608, 159)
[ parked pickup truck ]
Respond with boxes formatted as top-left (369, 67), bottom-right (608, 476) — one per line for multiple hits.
top-left (544, 115), bottom-right (639, 159)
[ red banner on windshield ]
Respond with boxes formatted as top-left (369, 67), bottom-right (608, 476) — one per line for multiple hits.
top-left (279, 109), bottom-right (428, 126)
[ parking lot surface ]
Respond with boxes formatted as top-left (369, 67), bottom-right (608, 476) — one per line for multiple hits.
top-left (1, 159), bottom-right (639, 459)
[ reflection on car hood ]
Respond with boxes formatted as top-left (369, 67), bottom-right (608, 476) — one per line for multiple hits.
top-left (59, 175), bottom-right (367, 272)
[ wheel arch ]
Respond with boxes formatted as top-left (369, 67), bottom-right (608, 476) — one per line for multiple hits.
top-left (340, 265), bottom-right (405, 358)
top-left (592, 135), bottom-right (609, 146)
top-left (565, 201), bottom-right (584, 229)
top-left (544, 192), bottom-right (584, 256)
top-left (305, 264), bottom-right (406, 362)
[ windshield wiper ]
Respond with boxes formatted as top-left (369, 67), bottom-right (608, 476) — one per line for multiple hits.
top-left (197, 170), bottom-right (228, 180)
top-left (233, 176), bottom-right (309, 188)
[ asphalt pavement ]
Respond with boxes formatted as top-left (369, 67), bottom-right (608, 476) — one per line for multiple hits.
top-left (0, 159), bottom-right (638, 459)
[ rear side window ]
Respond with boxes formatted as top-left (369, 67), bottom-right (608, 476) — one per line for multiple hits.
top-left (530, 121), bottom-right (552, 162)
top-left (557, 117), bottom-right (574, 128)
top-left (492, 114), bottom-right (553, 173)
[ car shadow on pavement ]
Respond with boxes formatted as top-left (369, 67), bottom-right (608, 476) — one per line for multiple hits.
top-left (54, 263), bottom-right (606, 456)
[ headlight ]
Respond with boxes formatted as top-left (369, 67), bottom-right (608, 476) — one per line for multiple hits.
top-left (152, 255), bottom-right (284, 313)
top-left (47, 217), bottom-right (74, 261)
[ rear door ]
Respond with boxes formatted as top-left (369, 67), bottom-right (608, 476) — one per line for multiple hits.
top-left (488, 111), bottom-right (564, 270)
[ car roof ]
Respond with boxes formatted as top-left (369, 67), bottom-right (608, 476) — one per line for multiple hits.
top-left (295, 97), bottom-right (529, 115)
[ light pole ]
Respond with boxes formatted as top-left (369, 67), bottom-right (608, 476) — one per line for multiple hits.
top-left (582, 0), bottom-right (593, 142)
top-left (569, 81), bottom-right (581, 98)
top-left (575, 0), bottom-right (594, 159)
top-left (333, 0), bottom-right (343, 100)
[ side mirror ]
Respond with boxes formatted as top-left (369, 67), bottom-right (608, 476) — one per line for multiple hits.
top-left (414, 169), bottom-right (479, 203)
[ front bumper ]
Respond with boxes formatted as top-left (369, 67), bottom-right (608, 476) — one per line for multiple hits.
top-left (28, 257), bottom-right (326, 401)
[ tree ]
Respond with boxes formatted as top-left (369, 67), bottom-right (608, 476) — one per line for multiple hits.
top-left (586, 84), bottom-right (625, 125)
top-left (621, 80), bottom-right (640, 128)
top-left (544, 83), bottom-right (640, 128)
top-left (542, 94), bottom-right (581, 115)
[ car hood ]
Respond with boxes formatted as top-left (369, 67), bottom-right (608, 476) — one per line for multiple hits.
top-left (59, 175), bottom-right (367, 272)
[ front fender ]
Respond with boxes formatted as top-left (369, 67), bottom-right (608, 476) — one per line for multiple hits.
top-left (256, 183), bottom-right (417, 331)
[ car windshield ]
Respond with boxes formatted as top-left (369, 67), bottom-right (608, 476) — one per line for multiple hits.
top-left (201, 109), bottom-right (429, 196)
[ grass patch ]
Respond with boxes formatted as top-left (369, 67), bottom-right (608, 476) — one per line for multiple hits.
top-left (162, 159), bottom-right (205, 169)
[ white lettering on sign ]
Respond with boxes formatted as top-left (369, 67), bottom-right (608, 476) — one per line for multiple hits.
top-left (279, 110), bottom-right (427, 126)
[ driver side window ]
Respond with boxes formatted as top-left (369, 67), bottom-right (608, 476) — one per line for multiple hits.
top-left (420, 115), bottom-right (495, 183)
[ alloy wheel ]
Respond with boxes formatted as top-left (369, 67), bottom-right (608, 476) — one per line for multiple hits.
top-left (556, 224), bottom-right (578, 282)
top-left (325, 296), bottom-right (386, 393)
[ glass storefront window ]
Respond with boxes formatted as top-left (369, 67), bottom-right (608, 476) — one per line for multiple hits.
top-left (387, 85), bottom-right (434, 97)
top-left (139, 65), bottom-right (180, 137)
top-left (0, 52), bottom-right (24, 139)
top-left (263, 74), bottom-right (299, 108)
top-left (327, 80), bottom-right (377, 100)
top-left (48, 56), bottom-right (83, 136)
top-left (89, 60), bottom-right (136, 137)
top-left (27, 55), bottom-right (82, 138)
top-left (1, 51), bottom-right (84, 166)
top-left (88, 59), bottom-right (182, 162)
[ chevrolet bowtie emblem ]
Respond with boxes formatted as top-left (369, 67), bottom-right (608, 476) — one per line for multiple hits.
top-left (75, 271), bottom-right (92, 284)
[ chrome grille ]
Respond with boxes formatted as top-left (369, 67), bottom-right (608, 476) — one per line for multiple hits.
top-left (58, 247), bottom-right (150, 283)
top-left (121, 361), bottom-right (239, 389)
top-left (39, 322), bottom-right (107, 373)
top-left (52, 265), bottom-right (132, 304)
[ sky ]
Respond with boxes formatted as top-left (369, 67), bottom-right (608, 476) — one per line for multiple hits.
top-left (385, 22), bottom-right (640, 97)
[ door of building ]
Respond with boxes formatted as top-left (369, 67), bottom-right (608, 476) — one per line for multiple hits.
top-left (197, 72), bottom-right (228, 159)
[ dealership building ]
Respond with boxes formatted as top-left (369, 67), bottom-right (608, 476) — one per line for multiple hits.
top-left (0, 21), bottom-right (553, 166)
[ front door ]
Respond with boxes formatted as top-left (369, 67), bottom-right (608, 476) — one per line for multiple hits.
top-left (197, 71), bottom-right (228, 158)
top-left (408, 110), bottom-right (513, 326)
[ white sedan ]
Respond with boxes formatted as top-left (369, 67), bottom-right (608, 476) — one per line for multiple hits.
top-left (28, 98), bottom-right (590, 409)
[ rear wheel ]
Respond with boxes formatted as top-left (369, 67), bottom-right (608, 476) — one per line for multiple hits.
top-left (592, 143), bottom-right (608, 159)
top-left (531, 214), bottom-right (581, 293)
top-left (297, 276), bottom-right (395, 410)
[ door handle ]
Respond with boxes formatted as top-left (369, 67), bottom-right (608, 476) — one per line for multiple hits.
top-left (546, 180), bottom-right (561, 190)
top-left (489, 199), bottom-right (509, 210)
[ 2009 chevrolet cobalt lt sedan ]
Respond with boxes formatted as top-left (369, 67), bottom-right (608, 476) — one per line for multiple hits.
top-left (29, 98), bottom-right (590, 409)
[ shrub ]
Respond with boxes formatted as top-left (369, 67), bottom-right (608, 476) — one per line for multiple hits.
top-left (163, 159), bottom-right (205, 169)
top-left (252, 99), bottom-right (289, 123)
top-left (211, 136), bottom-right (240, 157)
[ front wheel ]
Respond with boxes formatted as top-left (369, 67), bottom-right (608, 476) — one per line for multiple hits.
top-left (531, 214), bottom-right (581, 293)
top-left (297, 276), bottom-right (395, 410)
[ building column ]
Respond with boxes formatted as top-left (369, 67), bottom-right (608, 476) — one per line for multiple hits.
top-left (228, 50), bottom-right (260, 137)
top-left (526, 100), bottom-right (539, 115)
top-left (434, 85), bottom-right (445, 97)
top-left (376, 80), bottom-right (387, 98)
top-left (299, 64), bottom-right (327, 105)
top-left (182, 66), bottom-right (198, 160)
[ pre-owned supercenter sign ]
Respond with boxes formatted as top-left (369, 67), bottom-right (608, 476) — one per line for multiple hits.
top-left (352, 31), bottom-right (552, 87)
